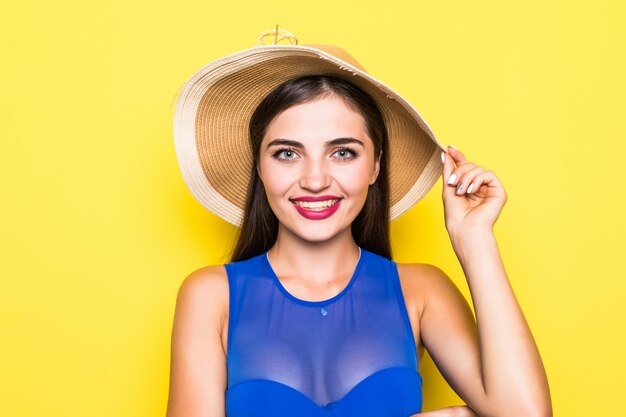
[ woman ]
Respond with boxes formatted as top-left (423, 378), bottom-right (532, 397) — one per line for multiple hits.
top-left (167, 30), bottom-right (551, 417)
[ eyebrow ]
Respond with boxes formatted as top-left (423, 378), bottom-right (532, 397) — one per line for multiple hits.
top-left (266, 137), bottom-right (365, 149)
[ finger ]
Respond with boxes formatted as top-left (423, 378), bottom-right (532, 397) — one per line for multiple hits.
top-left (441, 150), bottom-right (452, 177)
top-left (442, 152), bottom-right (461, 200)
top-left (455, 165), bottom-right (484, 195)
top-left (447, 145), bottom-right (470, 167)
top-left (465, 170), bottom-right (500, 195)
top-left (445, 162), bottom-right (476, 194)
top-left (441, 150), bottom-right (454, 189)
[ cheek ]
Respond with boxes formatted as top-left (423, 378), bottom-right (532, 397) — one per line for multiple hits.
top-left (335, 163), bottom-right (375, 196)
top-left (259, 163), bottom-right (292, 196)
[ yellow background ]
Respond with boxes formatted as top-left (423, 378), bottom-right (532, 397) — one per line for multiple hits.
top-left (1, 1), bottom-right (624, 416)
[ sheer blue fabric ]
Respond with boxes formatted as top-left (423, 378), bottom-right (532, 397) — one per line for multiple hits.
top-left (224, 247), bottom-right (423, 417)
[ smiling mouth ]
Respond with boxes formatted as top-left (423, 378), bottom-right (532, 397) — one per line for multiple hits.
top-left (290, 198), bottom-right (342, 211)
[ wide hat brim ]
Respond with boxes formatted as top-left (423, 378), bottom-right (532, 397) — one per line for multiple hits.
top-left (173, 43), bottom-right (446, 227)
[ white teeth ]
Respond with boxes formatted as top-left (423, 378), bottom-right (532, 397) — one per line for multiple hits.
top-left (293, 199), bottom-right (340, 210)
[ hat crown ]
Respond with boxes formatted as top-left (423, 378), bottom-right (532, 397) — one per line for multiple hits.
top-left (255, 29), bottom-right (367, 73)
top-left (303, 43), bottom-right (368, 73)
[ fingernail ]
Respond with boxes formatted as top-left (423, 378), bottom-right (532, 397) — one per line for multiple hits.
top-left (448, 145), bottom-right (457, 150)
top-left (447, 173), bottom-right (456, 185)
top-left (466, 183), bottom-right (474, 194)
top-left (440, 151), bottom-right (445, 163)
top-left (456, 182), bottom-right (464, 195)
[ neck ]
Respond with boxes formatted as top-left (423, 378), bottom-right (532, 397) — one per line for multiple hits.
top-left (267, 225), bottom-right (361, 285)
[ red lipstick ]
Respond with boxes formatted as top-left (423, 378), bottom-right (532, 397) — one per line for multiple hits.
top-left (290, 195), bottom-right (342, 220)
top-left (290, 195), bottom-right (342, 202)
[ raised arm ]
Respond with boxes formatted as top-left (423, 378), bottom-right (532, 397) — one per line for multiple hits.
top-left (413, 146), bottom-right (551, 417)
top-left (166, 266), bottom-right (229, 417)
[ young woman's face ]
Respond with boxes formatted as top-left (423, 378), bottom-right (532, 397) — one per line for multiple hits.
top-left (257, 95), bottom-right (381, 243)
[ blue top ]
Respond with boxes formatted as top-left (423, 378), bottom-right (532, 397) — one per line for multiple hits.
top-left (224, 247), bottom-right (423, 417)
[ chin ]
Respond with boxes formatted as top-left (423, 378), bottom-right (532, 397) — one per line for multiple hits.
top-left (273, 201), bottom-right (360, 243)
top-left (285, 217), bottom-right (355, 244)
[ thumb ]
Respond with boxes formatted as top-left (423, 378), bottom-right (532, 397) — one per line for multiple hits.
top-left (441, 150), bottom-right (454, 197)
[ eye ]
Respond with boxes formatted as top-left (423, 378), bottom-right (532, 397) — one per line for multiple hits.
top-left (332, 147), bottom-right (359, 161)
top-left (272, 147), bottom-right (300, 161)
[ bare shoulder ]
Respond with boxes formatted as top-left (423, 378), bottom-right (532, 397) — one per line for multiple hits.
top-left (396, 262), bottom-right (461, 314)
top-left (173, 264), bottom-right (229, 345)
top-left (177, 264), bottom-right (229, 302)
top-left (167, 265), bottom-right (230, 417)
top-left (396, 262), bottom-right (453, 291)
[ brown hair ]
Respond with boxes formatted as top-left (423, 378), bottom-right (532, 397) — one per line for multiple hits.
top-left (229, 75), bottom-right (391, 261)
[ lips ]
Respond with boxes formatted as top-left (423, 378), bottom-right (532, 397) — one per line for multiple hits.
top-left (291, 198), bottom-right (341, 210)
top-left (290, 195), bottom-right (343, 202)
top-left (289, 196), bottom-right (343, 220)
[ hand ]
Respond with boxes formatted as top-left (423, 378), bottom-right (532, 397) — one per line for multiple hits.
top-left (441, 146), bottom-right (507, 239)
top-left (411, 405), bottom-right (479, 417)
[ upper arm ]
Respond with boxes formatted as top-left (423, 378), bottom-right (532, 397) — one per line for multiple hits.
top-left (166, 265), bottom-right (229, 417)
top-left (401, 263), bottom-right (488, 410)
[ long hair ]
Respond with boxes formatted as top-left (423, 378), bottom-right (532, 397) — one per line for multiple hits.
top-left (229, 75), bottom-right (391, 261)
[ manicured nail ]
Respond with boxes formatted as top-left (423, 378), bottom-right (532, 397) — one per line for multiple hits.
top-left (447, 173), bottom-right (456, 185)
top-left (449, 145), bottom-right (457, 150)
top-left (466, 183), bottom-right (474, 194)
top-left (440, 151), bottom-right (445, 163)
top-left (456, 182), bottom-right (464, 195)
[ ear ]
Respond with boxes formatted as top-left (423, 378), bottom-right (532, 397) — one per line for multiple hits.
top-left (370, 150), bottom-right (382, 185)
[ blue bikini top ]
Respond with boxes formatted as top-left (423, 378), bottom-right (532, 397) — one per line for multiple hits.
top-left (224, 247), bottom-right (423, 417)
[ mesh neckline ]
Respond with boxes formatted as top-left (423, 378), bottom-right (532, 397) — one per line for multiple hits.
top-left (263, 247), bottom-right (364, 307)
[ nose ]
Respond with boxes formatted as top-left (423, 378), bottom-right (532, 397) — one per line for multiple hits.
top-left (298, 158), bottom-right (331, 192)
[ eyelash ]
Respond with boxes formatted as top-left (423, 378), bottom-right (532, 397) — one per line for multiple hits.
top-left (272, 147), bottom-right (359, 162)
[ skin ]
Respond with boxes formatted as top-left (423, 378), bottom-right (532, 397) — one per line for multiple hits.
top-left (166, 95), bottom-right (552, 417)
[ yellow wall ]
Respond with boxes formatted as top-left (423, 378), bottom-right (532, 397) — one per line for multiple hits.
top-left (1, 1), bottom-right (623, 416)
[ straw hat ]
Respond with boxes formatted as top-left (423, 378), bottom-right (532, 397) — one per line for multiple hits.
top-left (173, 29), bottom-right (446, 227)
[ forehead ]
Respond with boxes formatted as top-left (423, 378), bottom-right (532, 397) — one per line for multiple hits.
top-left (262, 96), bottom-right (372, 147)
